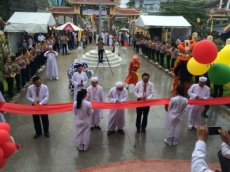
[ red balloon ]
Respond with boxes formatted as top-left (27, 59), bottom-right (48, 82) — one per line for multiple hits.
top-left (1, 142), bottom-right (16, 158)
top-left (192, 40), bottom-right (218, 64)
top-left (0, 157), bottom-right (7, 169)
top-left (0, 130), bottom-right (9, 146)
top-left (0, 148), bottom-right (3, 163)
top-left (0, 123), bottom-right (11, 133)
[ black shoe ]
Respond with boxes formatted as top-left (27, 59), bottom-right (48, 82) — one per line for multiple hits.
top-left (202, 113), bottom-right (209, 118)
top-left (141, 129), bottom-right (146, 133)
top-left (34, 133), bottom-right (41, 139)
top-left (45, 132), bottom-right (50, 137)
top-left (91, 127), bottom-right (95, 131)
top-left (137, 129), bottom-right (141, 133)
top-left (95, 126), bottom-right (101, 130)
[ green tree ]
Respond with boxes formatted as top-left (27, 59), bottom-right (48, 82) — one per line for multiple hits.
top-left (0, 0), bottom-right (10, 21)
top-left (158, 0), bottom-right (209, 31)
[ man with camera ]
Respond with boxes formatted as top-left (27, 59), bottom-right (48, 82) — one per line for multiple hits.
top-left (192, 125), bottom-right (230, 172)
top-left (96, 38), bottom-right (105, 63)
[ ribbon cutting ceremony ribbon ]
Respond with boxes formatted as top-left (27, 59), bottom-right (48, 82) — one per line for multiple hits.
top-left (0, 96), bottom-right (230, 115)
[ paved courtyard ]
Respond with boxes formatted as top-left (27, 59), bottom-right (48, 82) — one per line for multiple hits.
top-left (2, 44), bottom-right (230, 172)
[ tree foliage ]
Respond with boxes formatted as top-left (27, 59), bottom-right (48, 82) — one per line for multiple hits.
top-left (158, 0), bottom-right (210, 31)
top-left (0, 0), bottom-right (11, 21)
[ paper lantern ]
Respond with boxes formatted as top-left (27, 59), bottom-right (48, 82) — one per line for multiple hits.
top-left (208, 63), bottom-right (230, 85)
top-left (0, 130), bottom-right (9, 146)
top-left (0, 123), bottom-right (10, 133)
top-left (187, 58), bottom-right (210, 76)
top-left (0, 157), bottom-right (7, 169)
top-left (1, 142), bottom-right (16, 158)
top-left (192, 40), bottom-right (218, 64)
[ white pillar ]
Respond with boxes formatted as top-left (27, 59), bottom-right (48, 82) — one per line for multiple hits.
top-left (121, 46), bottom-right (127, 64)
top-left (219, 0), bottom-right (223, 9)
top-left (76, 42), bottom-right (83, 62)
top-left (96, 34), bottom-right (99, 44)
top-left (226, 0), bottom-right (230, 10)
top-left (114, 42), bottom-right (119, 55)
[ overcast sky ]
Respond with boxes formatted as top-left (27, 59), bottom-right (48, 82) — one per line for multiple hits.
top-left (119, 0), bottom-right (128, 8)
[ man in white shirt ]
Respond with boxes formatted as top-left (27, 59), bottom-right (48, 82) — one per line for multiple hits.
top-left (187, 77), bottom-right (210, 130)
top-left (191, 125), bottom-right (230, 172)
top-left (72, 64), bottom-right (88, 101)
top-left (26, 76), bottom-right (49, 139)
top-left (38, 33), bottom-right (45, 42)
top-left (134, 73), bottom-right (154, 133)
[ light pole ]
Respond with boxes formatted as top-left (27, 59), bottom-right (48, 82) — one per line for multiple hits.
top-left (99, 0), bottom-right (102, 38)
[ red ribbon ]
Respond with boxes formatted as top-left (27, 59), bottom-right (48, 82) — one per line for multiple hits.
top-left (0, 97), bottom-right (229, 115)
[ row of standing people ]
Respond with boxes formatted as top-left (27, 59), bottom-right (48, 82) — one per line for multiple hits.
top-left (133, 37), bottom-right (179, 71)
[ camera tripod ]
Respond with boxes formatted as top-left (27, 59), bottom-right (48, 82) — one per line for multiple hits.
top-left (94, 50), bottom-right (113, 75)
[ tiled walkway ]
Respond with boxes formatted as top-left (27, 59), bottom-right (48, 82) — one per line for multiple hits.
top-left (2, 44), bottom-right (230, 172)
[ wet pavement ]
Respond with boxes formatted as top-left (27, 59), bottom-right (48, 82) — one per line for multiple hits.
top-left (2, 44), bottom-right (230, 172)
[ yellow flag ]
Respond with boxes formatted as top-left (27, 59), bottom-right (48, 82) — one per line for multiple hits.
top-left (78, 30), bottom-right (82, 42)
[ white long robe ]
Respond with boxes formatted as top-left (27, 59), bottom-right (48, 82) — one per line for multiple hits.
top-left (108, 87), bottom-right (128, 131)
top-left (72, 72), bottom-right (88, 101)
top-left (86, 85), bottom-right (105, 127)
top-left (44, 51), bottom-right (58, 78)
top-left (0, 91), bottom-right (6, 122)
top-left (73, 100), bottom-right (94, 151)
top-left (109, 35), bottom-right (113, 46)
top-left (165, 95), bottom-right (188, 144)
top-left (187, 84), bottom-right (210, 128)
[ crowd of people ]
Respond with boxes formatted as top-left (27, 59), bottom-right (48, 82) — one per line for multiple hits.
top-left (0, 29), bottom-right (229, 171)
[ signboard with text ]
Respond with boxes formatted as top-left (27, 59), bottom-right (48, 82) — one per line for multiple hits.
top-left (82, 9), bottom-right (107, 15)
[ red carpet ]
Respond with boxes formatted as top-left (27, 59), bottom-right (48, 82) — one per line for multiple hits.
top-left (76, 159), bottom-right (221, 172)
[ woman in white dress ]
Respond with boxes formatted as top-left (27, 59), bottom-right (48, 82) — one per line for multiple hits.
top-left (109, 34), bottom-right (113, 46)
top-left (164, 85), bottom-right (188, 146)
top-left (74, 89), bottom-right (94, 151)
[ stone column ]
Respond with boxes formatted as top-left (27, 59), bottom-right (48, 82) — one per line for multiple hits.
top-left (76, 42), bottom-right (83, 62)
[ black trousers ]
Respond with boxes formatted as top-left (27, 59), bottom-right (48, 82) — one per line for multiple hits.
top-left (26, 65), bottom-right (30, 82)
top-left (30, 61), bottom-right (35, 77)
top-left (171, 58), bottom-right (176, 69)
top-left (98, 49), bottom-right (103, 62)
top-left (218, 150), bottom-right (230, 172)
top-left (37, 55), bottom-right (41, 69)
top-left (156, 51), bottom-right (160, 63)
top-left (6, 77), bottom-right (14, 98)
top-left (160, 53), bottom-right (165, 67)
top-left (166, 55), bottom-right (171, 70)
top-left (53, 43), bottom-right (60, 53)
top-left (213, 85), bottom-right (223, 98)
top-left (136, 99), bottom-right (150, 130)
top-left (15, 73), bottom-right (21, 93)
top-left (0, 81), bottom-right (4, 94)
top-left (21, 68), bottom-right (26, 87)
top-left (62, 43), bottom-right (67, 55)
top-left (136, 45), bottom-right (139, 53)
top-left (32, 115), bottom-right (49, 135)
top-left (151, 49), bottom-right (156, 61)
top-left (133, 43), bottom-right (136, 51)
top-left (89, 36), bottom-right (92, 43)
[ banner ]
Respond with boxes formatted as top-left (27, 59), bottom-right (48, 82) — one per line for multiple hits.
top-left (0, 96), bottom-right (230, 115)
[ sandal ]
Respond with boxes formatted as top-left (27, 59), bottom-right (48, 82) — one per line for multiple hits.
top-left (118, 129), bottom-right (125, 134)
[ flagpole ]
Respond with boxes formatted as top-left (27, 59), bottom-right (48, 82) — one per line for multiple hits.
top-left (99, 0), bottom-right (102, 38)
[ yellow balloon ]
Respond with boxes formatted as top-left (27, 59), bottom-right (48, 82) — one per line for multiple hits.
top-left (225, 82), bottom-right (230, 88)
top-left (187, 57), bottom-right (210, 76)
top-left (212, 53), bottom-right (222, 64)
top-left (218, 47), bottom-right (230, 65)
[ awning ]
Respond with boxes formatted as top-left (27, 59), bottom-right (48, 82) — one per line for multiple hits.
top-left (4, 12), bottom-right (56, 33)
top-left (135, 15), bottom-right (191, 29)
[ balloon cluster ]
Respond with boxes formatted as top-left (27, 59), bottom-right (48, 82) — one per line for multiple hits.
top-left (187, 40), bottom-right (230, 86)
top-left (0, 123), bottom-right (17, 169)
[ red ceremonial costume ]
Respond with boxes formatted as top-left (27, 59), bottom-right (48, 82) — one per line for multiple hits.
top-left (172, 40), bottom-right (196, 96)
top-left (125, 55), bottom-right (140, 85)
